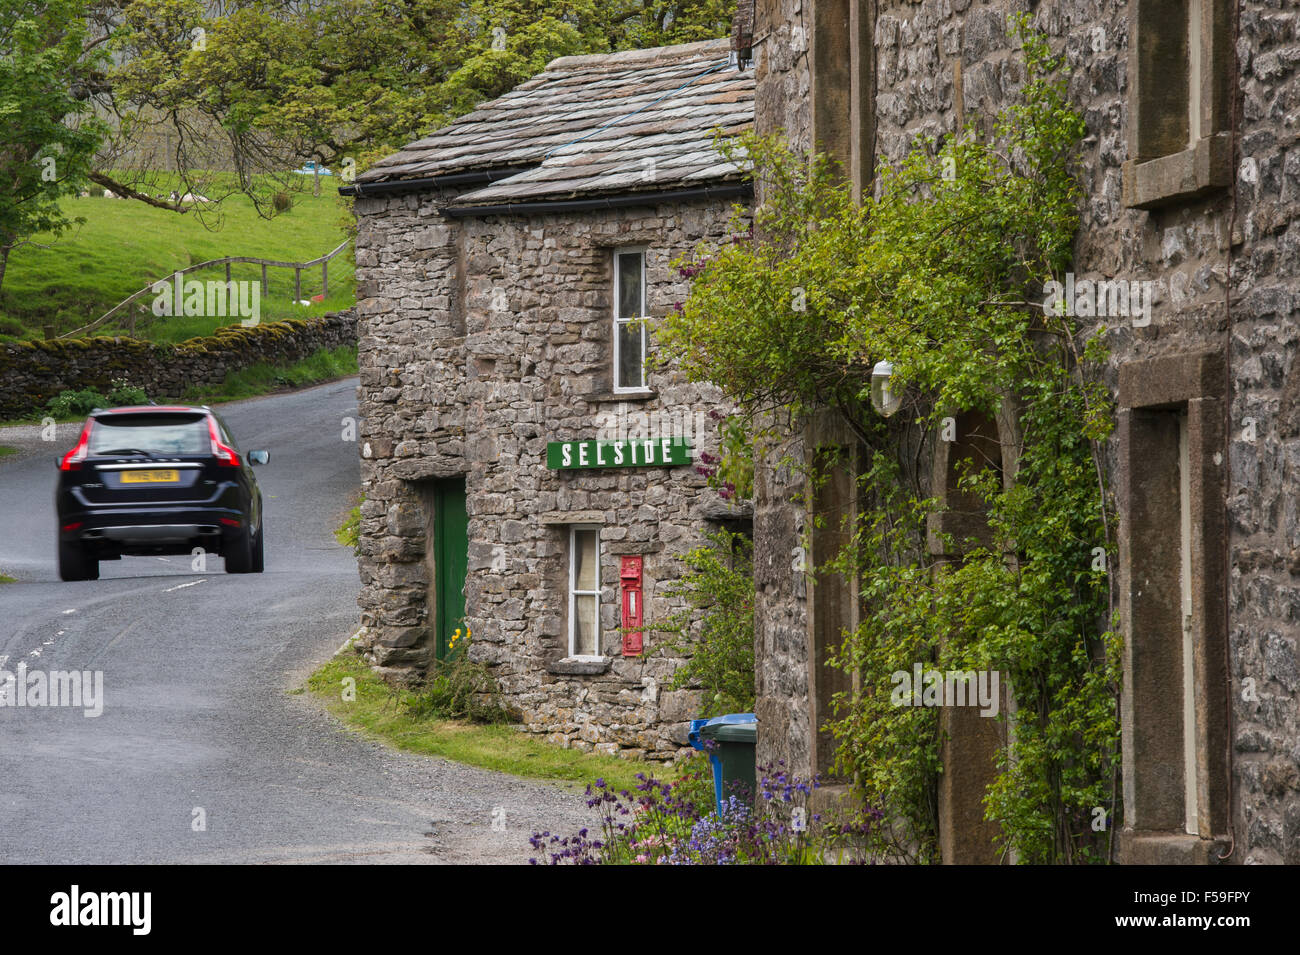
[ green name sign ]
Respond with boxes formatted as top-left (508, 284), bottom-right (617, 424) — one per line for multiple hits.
top-left (547, 438), bottom-right (693, 470)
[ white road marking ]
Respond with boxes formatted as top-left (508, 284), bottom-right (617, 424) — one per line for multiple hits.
top-left (163, 578), bottom-right (207, 593)
top-left (61, 609), bottom-right (77, 615)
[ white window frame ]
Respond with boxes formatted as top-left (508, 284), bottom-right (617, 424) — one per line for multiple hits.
top-left (568, 525), bottom-right (603, 659)
top-left (612, 247), bottom-right (650, 394)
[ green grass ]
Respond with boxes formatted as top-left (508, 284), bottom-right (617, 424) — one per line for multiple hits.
top-left (0, 574), bottom-right (15, 584)
top-left (335, 502), bottom-right (361, 550)
top-left (307, 652), bottom-right (655, 793)
top-left (0, 445), bottom-right (16, 457)
top-left (0, 171), bottom-right (355, 342)
top-left (182, 344), bottom-right (358, 403)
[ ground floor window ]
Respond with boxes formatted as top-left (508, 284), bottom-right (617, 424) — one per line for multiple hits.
top-left (569, 525), bottom-right (601, 657)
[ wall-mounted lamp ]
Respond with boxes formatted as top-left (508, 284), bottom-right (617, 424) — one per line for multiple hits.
top-left (870, 360), bottom-right (902, 417)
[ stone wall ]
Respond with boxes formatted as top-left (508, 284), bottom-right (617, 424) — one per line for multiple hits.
top-left (750, 0), bottom-right (1299, 862)
top-left (353, 190), bottom-right (752, 760)
top-left (750, 0), bottom-right (816, 781)
top-left (1228, 1), bottom-right (1300, 865)
top-left (0, 311), bottom-right (357, 419)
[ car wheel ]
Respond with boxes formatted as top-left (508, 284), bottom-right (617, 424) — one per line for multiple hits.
top-left (58, 538), bottom-right (99, 582)
top-left (250, 523), bottom-right (265, 574)
top-left (224, 528), bottom-right (253, 574)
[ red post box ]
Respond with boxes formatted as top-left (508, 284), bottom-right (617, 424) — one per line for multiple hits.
top-left (620, 556), bottom-right (643, 657)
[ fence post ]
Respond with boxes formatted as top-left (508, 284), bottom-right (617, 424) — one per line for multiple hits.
top-left (261, 263), bottom-right (268, 296)
top-left (295, 267), bottom-right (302, 302)
top-left (322, 259), bottom-right (329, 300)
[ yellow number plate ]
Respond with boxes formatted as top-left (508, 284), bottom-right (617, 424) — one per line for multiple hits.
top-left (120, 469), bottom-right (180, 484)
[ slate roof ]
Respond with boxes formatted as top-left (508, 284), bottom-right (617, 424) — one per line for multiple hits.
top-left (356, 38), bottom-right (753, 208)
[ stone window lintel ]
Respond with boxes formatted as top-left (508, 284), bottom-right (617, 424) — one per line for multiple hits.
top-left (539, 510), bottom-right (606, 525)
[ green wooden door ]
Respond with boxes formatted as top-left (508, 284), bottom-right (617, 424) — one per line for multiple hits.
top-left (432, 479), bottom-right (468, 661)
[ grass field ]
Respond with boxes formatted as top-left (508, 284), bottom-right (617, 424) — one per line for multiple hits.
top-left (0, 172), bottom-right (355, 342)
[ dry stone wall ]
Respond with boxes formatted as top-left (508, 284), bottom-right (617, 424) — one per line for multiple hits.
top-left (0, 312), bottom-right (357, 419)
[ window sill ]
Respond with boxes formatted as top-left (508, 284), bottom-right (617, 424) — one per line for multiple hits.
top-left (589, 390), bottom-right (657, 403)
top-left (1122, 133), bottom-right (1232, 210)
top-left (546, 657), bottom-right (612, 676)
top-left (1115, 830), bottom-right (1230, 865)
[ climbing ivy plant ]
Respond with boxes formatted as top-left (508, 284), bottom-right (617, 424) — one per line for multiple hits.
top-left (660, 19), bottom-right (1121, 864)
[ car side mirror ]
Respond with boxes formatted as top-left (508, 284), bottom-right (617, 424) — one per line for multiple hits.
top-left (249, 450), bottom-right (270, 465)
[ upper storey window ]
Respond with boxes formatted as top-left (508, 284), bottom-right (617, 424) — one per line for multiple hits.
top-left (613, 248), bottom-right (649, 393)
top-left (1124, 0), bottom-right (1232, 208)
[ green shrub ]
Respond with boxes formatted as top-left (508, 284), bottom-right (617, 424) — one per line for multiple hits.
top-left (654, 527), bottom-right (755, 717)
top-left (662, 20), bottom-right (1117, 864)
top-left (46, 387), bottom-right (109, 418)
top-left (335, 502), bottom-right (361, 551)
top-left (106, 377), bottom-right (147, 406)
top-left (46, 378), bottom-right (149, 418)
top-left (403, 633), bottom-right (515, 725)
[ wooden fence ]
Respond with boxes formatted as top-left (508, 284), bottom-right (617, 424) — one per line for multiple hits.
top-left (57, 238), bottom-right (353, 339)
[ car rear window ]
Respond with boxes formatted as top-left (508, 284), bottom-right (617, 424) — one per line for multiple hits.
top-left (88, 413), bottom-right (211, 456)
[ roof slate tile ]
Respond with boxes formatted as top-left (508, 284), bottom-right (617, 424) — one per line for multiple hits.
top-left (357, 38), bottom-right (753, 207)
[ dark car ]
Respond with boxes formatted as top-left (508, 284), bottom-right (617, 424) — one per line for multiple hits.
top-left (55, 405), bottom-right (269, 581)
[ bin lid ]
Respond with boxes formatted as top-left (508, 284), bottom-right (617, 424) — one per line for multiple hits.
top-left (698, 713), bottom-right (757, 743)
top-left (686, 718), bottom-right (711, 751)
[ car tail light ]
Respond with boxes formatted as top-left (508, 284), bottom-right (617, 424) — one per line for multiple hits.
top-left (62, 521), bottom-right (83, 532)
top-left (59, 421), bottom-right (94, 471)
top-left (207, 417), bottom-right (241, 467)
top-left (219, 517), bottom-right (241, 527)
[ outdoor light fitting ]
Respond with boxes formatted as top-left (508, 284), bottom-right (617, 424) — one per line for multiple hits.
top-left (870, 360), bottom-right (902, 417)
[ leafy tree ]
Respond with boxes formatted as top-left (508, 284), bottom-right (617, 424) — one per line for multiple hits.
top-left (0, 0), bottom-right (105, 294)
top-left (653, 527), bottom-right (755, 717)
top-left (77, 0), bottom-right (734, 215)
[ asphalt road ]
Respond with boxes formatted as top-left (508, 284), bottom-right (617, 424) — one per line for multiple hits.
top-left (0, 379), bottom-right (589, 864)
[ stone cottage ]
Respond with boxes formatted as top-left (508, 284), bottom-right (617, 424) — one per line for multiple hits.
top-left (745, 0), bottom-right (1299, 865)
top-left (342, 39), bottom-right (755, 759)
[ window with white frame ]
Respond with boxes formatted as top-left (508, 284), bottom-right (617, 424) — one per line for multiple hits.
top-left (568, 526), bottom-right (601, 657)
top-left (613, 248), bottom-right (648, 392)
